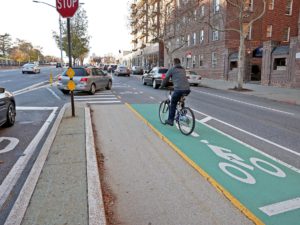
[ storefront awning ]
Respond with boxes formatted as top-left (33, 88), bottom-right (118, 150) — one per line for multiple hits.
top-left (273, 46), bottom-right (289, 55)
top-left (253, 46), bottom-right (263, 57)
top-left (229, 52), bottom-right (238, 61)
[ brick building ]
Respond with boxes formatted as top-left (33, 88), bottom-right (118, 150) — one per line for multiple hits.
top-left (128, 0), bottom-right (300, 88)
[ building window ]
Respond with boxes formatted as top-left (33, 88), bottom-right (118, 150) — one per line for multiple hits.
top-left (192, 56), bottom-right (196, 68)
top-left (244, 0), bottom-right (253, 11)
top-left (273, 58), bottom-right (287, 70)
top-left (283, 27), bottom-right (290, 41)
top-left (212, 28), bottom-right (219, 41)
top-left (187, 34), bottom-right (190, 46)
top-left (199, 54), bottom-right (204, 67)
top-left (285, 0), bottom-right (293, 15)
top-left (268, 0), bottom-right (274, 10)
top-left (192, 33), bottom-right (196, 45)
top-left (213, 0), bottom-right (220, 13)
top-left (212, 52), bottom-right (217, 67)
top-left (200, 30), bottom-right (204, 43)
top-left (266, 25), bottom-right (272, 38)
top-left (200, 5), bottom-right (205, 16)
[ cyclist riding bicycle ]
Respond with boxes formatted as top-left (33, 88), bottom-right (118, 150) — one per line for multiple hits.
top-left (160, 58), bottom-right (191, 126)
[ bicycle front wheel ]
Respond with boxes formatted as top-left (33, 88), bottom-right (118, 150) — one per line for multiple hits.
top-left (177, 107), bottom-right (195, 135)
top-left (159, 100), bottom-right (169, 124)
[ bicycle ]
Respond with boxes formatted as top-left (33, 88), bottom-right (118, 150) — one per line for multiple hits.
top-left (159, 90), bottom-right (195, 135)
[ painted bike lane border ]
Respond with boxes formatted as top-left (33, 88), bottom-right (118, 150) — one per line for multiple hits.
top-left (127, 103), bottom-right (300, 225)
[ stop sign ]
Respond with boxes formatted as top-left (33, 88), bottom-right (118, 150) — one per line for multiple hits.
top-left (56, 0), bottom-right (79, 18)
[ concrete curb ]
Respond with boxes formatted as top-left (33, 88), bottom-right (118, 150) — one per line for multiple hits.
top-left (4, 104), bottom-right (67, 225)
top-left (85, 107), bottom-right (107, 225)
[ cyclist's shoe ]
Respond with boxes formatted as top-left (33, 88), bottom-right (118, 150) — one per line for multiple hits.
top-left (165, 119), bottom-right (174, 126)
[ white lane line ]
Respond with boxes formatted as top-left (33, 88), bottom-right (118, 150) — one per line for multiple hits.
top-left (75, 98), bottom-right (118, 101)
top-left (200, 116), bottom-right (212, 123)
top-left (86, 101), bottom-right (121, 104)
top-left (259, 197), bottom-right (300, 216)
top-left (47, 88), bottom-right (61, 100)
top-left (193, 108), bottom-right (300, 158)
top-left (192, 89), bottom-right (295, 116)
top-left (0, 107), bottom-right (58, 209)
top-left (192, 108), bottom-right (300, 173)
top-left (13, 82), bottom-right (48, 95)
top-left (16, 106), bottom-right (57, 110)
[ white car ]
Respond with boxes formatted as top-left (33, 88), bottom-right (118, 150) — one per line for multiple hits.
top-left (22, 63), bottom-right (41, 74)
top-left (186, 70), bottom-right (201, 86)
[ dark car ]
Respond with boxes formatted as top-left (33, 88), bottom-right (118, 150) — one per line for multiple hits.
top-left (108, 64), bottom-right (117, 73)
top-left (0, 87), bottom-right (16, 127)
top-left (56, 62), bottom-right (62, 68)
top-left (142, 67), bottom-right (170, 89)
top-left (57, 67), bottom-right (112, 95)
top-left (131, 66), bottom-right (144, 75)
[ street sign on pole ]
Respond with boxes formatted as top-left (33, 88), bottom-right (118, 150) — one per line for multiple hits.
top-left (56, 0), bottom-right (79, 18)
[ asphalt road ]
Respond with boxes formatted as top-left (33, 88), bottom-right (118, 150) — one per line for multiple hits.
top-left (0, 66), bottom-right (66, 224)
top-left (111, 75), bottom-right (300, 169)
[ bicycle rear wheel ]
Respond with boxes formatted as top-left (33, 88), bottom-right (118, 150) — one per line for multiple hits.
top-left (177, 107), bottom-right (195, 135)
top-left (159, 100), bottom-right (169, 124)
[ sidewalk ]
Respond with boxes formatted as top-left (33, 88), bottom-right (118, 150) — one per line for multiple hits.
top-left (200, 78), bottom-right (300, 105)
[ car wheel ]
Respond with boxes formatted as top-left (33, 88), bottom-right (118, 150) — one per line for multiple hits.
top-left (106, 80), bottom-right (112, 90)
top-left (153, 79), bottom-right (158, 89)
top-left (22, 71), bottom-right (25, 74)
top-left (142, 77), bottom-right (147, 85)
top-left (4, 103), bottom-right (16, 127)
top-left (89, 84), bottom-right (96, 95)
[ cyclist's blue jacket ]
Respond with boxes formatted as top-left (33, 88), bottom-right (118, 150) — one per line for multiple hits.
top-left (161, 64), bottom-right (190, 91)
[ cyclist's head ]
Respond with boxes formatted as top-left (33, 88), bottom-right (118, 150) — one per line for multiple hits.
top-left (173, 58), bottom-right (181, 65)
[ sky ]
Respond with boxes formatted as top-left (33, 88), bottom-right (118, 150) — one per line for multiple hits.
top-left (0, 0), bottom-right (132, 59)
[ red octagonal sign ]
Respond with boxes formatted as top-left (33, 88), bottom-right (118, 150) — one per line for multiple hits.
top-left (56, 0), bottom-right (79, 18)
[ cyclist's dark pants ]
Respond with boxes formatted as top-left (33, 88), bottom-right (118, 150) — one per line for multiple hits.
top-left (168, 90), bottom-right (191, 121)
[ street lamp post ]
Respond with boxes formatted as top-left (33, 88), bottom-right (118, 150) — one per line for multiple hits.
top-left (32, 0), bottom-right (63, 65)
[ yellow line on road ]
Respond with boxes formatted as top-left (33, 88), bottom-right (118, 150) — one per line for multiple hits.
top-left (125, 103), bottom-right (264, 225)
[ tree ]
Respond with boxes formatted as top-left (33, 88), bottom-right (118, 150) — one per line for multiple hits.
top-left (53, 7), bottom-right (90, 66)
top-left (0, 33), bottom-right (12, 57)
top-left (199, 0), bottom-right (266, 90)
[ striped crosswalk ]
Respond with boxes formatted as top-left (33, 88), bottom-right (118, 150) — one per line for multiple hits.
top-left (74, 91), bottom-right (121, 105)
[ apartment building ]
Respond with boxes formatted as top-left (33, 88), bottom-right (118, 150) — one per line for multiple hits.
top-left (129, 0), bottom-right (300, 87)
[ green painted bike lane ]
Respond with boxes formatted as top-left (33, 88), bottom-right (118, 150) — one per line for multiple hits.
top-left (130, 104), bottom-right (300, 225)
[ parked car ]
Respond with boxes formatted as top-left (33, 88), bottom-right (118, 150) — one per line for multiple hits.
top-left (186, 70), bottom-right (202, 86)
top-left (131, 66), bottom-right (144, 75)
top-left (22, 63), bottom-right (40, 74)
top-left (114, 65), bottom-right (131, 76)
top-left (0, 87), bottom-right (16, 127)
top-left (142, 67), bottom-right (170, 89)
top-left (57, 67), bottom-right (112, 95)
top-left (56, 62), bottom-right (62, 68)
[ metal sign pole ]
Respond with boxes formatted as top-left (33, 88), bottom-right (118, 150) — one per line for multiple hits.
top-left (67, 17), bottom-right (75, 117)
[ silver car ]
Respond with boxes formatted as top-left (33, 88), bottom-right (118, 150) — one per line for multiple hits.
top-left (0, 87), bottom-right (16, 127)
top-left (186, 70), bottom-right (202, 86)
top-left (22, 63), bottom-right (41, 74)
top-left (57, 67), bottom-right (112, 95)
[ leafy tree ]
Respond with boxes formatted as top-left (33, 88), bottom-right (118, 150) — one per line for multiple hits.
top-left (53, 7), bottom-right (90, 66)
top-left (9, 39), bottom-right (43, 63)
top-left (0, 33), bottom-right (12, 57)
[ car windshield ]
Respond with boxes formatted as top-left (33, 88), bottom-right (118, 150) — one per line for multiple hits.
top-left (158, 69), bottom-right (168, 73)
top-left (24, 63), bottom-right (34, 67)
top-left (62, 68), bottom-right (86, 76)
top-left (188, 71), bottom-right (197, 75)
